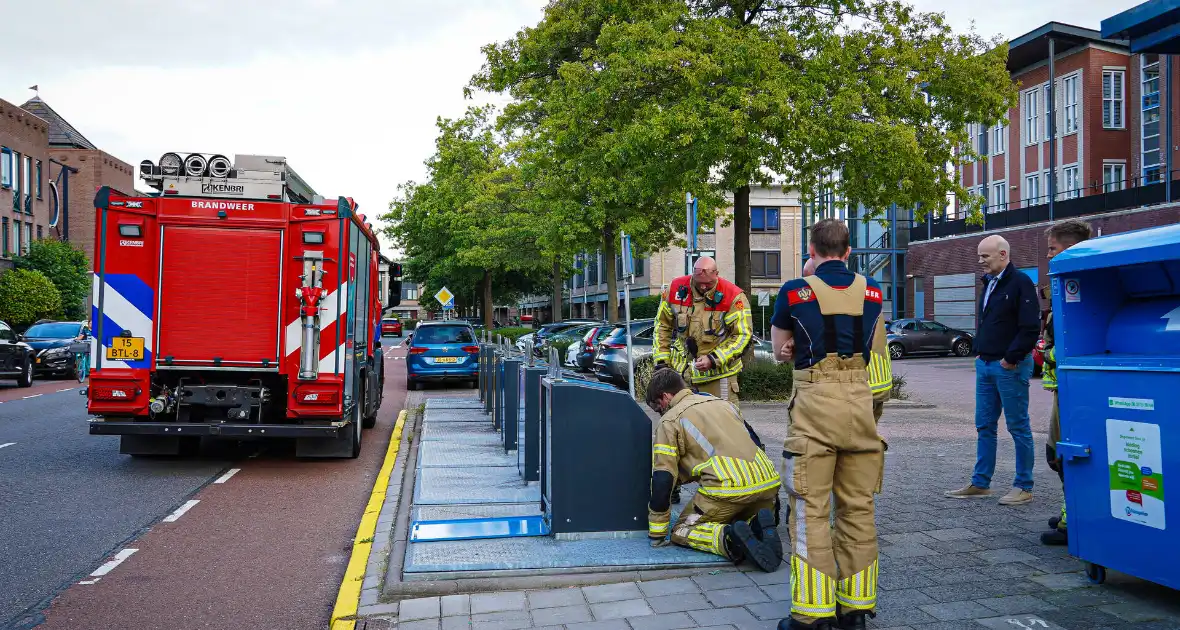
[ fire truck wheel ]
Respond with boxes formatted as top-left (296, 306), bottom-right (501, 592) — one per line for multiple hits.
top-left (349, 397), bottom-right (363, 459)
top-left (362, 376), bottom-right (378, 429)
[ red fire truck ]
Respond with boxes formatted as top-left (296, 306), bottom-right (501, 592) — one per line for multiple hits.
top-left (86, 153), bottom-right (400, 458)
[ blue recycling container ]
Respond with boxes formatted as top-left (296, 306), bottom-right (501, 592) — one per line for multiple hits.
top-left (1051, 223), bottom-right (1180, 589)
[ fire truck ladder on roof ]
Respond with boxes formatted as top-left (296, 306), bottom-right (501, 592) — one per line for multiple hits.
top-left (137, 152), bottom-right (322, 203)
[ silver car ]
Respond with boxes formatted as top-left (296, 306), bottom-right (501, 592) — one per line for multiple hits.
top-left (592, 319), bottom-right (777, 387)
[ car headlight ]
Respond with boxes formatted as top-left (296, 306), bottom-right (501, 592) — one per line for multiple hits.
top-left (42, 346), bottom-right (71, 357)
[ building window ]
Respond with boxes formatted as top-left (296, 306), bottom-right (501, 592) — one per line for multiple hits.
top-left (976, 124), bottom-right (987, 154)
top-left (35, 160), bottom-right (43, 199)
top-left (990, 181), bottom-right (1008, 212)
top-left (992, 122), bottom-right (1006, 155)
top-left (1062, 165), bottom-right (1081, 200)
top-left (588, 253), bottom-right (599, 286)
top-left (1, 218), bottom-right (7, 257)
top-left (401, 284), bottom-right (419, 301)
top-left (1103, 163), bottom-right (1126, 192)
top-left (0, 148), bottom-right (11, 188)
top-left (750, 207), bottom-right (780, 232)
top-left (1044, 84), bottom-right (1053, 141)
top-left (1063, 75), bottom-right (1079, 134)
top-left (1142, 54), bottom-right (1163, 184)
top-left (1024, 173), bottom-right (1042, 206)
top-left (1103, 70), bottom-right (1125, 129)
top-left (21, 156), bottom-right (31, 211)
top-left (13, 220), bottom-right (21, 255)
top-left (22, 222), bottom-right (31, 254)
top-left (1024, 90), bottom-right (1039, 146)
top-left (750, 251), bottom-right (781, 279)
top-left (11, 152), bottom-right (19, 197)
top-left (36, 224), bottom-right (43, 240)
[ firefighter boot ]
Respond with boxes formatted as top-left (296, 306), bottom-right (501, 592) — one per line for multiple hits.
top-left (750, 507), bottom-right (783, 564)
top-left (836, 610), bottom-right (875, 630)
top-left (778, 618), bottom-right (837, 630)
top-left (724, 521), bottom-right (780, 572)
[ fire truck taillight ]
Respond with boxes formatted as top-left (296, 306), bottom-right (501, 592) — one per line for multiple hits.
top-left (296, 389), bottom-right (338, 404)
top-left (92, 386), bottom-right (139, 401)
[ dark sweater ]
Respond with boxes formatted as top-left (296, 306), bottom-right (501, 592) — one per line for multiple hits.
top-left (974, 262), bottom-right (1040, 365)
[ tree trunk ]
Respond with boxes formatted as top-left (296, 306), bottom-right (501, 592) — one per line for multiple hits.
top-left (733, 184), bottom-right (752, 295)
top-left (603, 224), bottom-right (619, 323)
top-left (482, 271), bottom-right (494, 329)
top-left (550, 257), bottom-right (564, 323)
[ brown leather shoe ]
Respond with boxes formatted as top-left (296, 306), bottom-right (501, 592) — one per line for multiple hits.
top-left (944, 484), bottom-right (992, 498)
top-left (999, 488), bottom-right (1034, 506)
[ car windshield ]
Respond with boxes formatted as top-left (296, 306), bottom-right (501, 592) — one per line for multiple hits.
top-left (24, 323), bottom-right (82, 338)
top-left (383, 319), bottom-right (399, 323)
top-left (413, 326), bottom-right (475, 344)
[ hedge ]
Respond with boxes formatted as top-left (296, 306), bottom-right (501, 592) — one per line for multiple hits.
top-left (490, 326), bottom-right (534, 342)
top-left (736, 356), bottom-right (794, 401)
top-left (0, 269), bottom-right (63, 330)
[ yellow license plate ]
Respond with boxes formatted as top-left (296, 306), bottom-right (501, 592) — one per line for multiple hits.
top-left (434, 356), bottom-right (459, 364)
top-left (107, 337), bottom-right (145, 361)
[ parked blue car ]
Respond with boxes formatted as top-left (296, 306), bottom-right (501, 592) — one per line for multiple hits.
top-left (406, 321), bottom-right (479, 390)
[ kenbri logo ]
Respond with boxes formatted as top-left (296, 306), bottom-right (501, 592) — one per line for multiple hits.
top-left (201, 182), bottom-right (245, 195)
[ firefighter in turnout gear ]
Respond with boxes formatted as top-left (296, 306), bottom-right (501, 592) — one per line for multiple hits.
top-left (771, 220), bottom-right (888, 630)
top-left (802, 257), bottom-right (893, 421)
top-left (1039, 219), bottom-right (1092, 547)
top-left (654, 256), bottom-right (753, 409)
top-left (645, 368), bottom-right (783, 572)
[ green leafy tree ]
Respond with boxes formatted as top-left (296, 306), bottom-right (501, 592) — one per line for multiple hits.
top-left (14, 239), bottom-right (90, 319)
top-left (475, 0), bottom-right (1014, 296)
top-left (383, 108), bottom-right (550, 328)
top-left (0, 269), bottom-right (63, 329)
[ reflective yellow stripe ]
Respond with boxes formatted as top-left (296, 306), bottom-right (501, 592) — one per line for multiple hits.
top-left (698, 476), bottom-right (781, 497)
top-left (868, 351), bottom-right (891, 393)
top-left (684, 522), bottom-right (726, 555)
top-left (653, 444), bottom-right (678, 457)
top-left (836, 559), bottom-right (878, 610)
top-left (648, 522), bottom-right (668, 534)
top-left (792, 556), bottom-right (836, 618)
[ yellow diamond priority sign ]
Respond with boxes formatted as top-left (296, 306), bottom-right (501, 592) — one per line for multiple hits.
top-left (435, 286), bottom-right (454, 308)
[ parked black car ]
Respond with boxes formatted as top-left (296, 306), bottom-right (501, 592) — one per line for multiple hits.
top-left (22, 320), bottom-right (92, 378)
top-left (886, 318), bottom-right (974, 359)
top-left (0, 320), bottom-right (35, 387)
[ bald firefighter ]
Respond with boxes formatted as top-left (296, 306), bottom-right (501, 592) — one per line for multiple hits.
top-left (654, 256), bottom-right (753, 409)
top-left (645, 368), bottom-right (782, 572)
top-left (771, 219), bottom-right (888, 630)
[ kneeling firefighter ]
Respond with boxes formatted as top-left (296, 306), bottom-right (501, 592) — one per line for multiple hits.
top-left (771, 219), bottom-right (888, 630)
top-left (645, 368), bottom-right (782, 572)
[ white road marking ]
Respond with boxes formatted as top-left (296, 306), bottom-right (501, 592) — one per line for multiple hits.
top-left (79, 548), bottom-right (138, 584)
top-left (22, 394), bottom-right (42, 399)
top-left (214, 468), bottom-right (241, 484)
top-left (0, 442), bottom-right (15, 449)
top-left (57, 387), bottom-right (75, 392)
top-left (162, 499), bottom-right (200, 523)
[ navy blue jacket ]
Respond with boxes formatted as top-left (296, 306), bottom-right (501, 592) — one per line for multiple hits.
top-left (770, 261), bottom-right (884, 370)
top-left (974, 262), bottom-right (1040, 365)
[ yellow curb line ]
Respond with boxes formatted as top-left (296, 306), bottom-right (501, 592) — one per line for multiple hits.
top-left (330, 409), bottom-right (408, 630)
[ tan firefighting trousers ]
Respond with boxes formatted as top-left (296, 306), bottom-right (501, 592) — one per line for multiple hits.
top-left (671, 487), bottom-right (779, 557)
top-left (783, 357), bottom-right (884, 622)
top-left (697, 376), bottom-right (740, 412)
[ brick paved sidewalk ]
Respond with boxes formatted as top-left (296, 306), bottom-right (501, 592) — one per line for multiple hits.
top-left (358, 367), bottom-right (1180, 630)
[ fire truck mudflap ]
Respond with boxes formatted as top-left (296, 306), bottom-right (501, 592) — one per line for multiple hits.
top-left (85, 153), bottom-right (395, 459)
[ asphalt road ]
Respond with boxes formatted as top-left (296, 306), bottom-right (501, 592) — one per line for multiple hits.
top-left (0, 337), bottom-right (408, 630)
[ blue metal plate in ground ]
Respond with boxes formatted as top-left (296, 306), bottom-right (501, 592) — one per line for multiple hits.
top-left (403, 534), bottom-right (729, 574)
top-left (413, 503), bottom-right (541, 522)
top-left (414, 467), bottom-right (540, 505)
top-left (426, 398), bottom-right (484, 410)
top-left (418, 440), bottom-right (517, 468)
top-left (420, 422), bottom-right (501, 443)
top-left (410, 515), bottom-right (549, 542)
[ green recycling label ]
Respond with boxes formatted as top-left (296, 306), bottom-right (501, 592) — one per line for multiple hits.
top-left (1107, 419), bottom-right (1165, 530)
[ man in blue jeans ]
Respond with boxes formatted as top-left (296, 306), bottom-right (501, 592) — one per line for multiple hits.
top-left (946, 234), bottom-right (1040, 506)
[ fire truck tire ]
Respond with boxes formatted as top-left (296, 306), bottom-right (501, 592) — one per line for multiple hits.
top-left (362, 376), bottom-right (378, 429)
top-left (350, 397), bottom-right (363, 458)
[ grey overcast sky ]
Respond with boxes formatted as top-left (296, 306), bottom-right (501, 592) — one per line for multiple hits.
top-left (0, 0), bottom-right (1146, 253)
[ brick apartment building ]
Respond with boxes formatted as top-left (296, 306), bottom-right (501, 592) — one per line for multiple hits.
top-left (0, 95), bottom-right (133, 281)
top-left (517, 185), bottom-right (803, 324)
top-left (909, 20), bottom-right (1180, 333)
